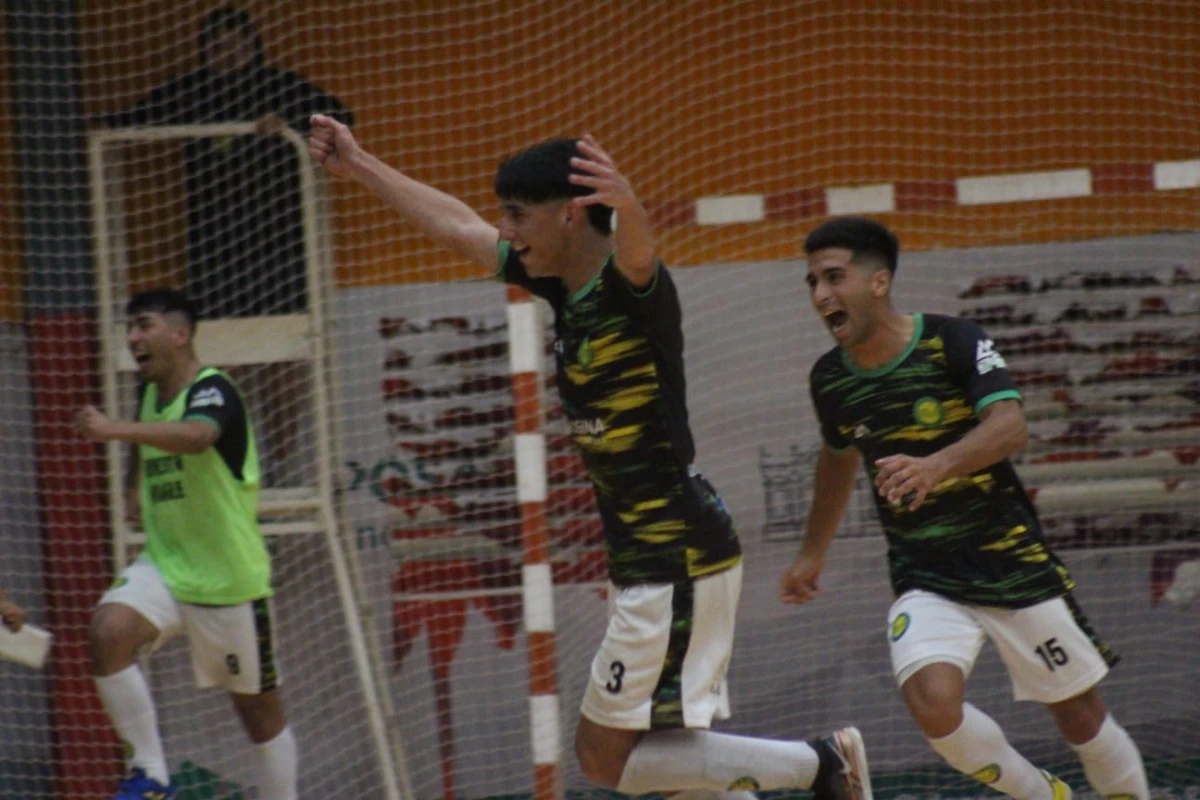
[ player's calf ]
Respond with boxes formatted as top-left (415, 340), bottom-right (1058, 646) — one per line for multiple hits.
top-left (1050, 689), bottom-right (1148, 800)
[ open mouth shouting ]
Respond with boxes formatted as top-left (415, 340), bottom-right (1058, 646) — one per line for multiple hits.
top-left (822, 307), bottom-right (850, 338)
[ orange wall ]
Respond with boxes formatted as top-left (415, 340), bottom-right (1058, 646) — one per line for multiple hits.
top-left (79, 0), bottom-right (1200, 287)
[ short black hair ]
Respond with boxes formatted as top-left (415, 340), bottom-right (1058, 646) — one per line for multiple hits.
top-left (804, 216), bottom-right (900, 274)
top-left (494, 139), bottom-right (614, 234)
top-left (127, 289), bottom-right (199, 331)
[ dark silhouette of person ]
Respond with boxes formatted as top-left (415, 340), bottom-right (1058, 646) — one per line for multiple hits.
top-left (104, 6), bottom-right (355, 318)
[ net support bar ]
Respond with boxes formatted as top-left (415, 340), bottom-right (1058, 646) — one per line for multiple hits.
top-left (507, 287), bottom-right (563, 800)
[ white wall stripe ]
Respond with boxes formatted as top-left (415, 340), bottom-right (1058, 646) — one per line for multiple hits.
top-left (514, 433), bottom-right (548, 503)
top-left (522, 563), bottom-right (556, 633)
top-left (1153, 159), bottom-right (1200, 191)
top-left (825, 183), bottom-right (895, 215)
top-left (956, 168), bottom-right (1092, 206)
top-left (506, 301), bottom-right (542, 376)
top-left (529, 694), bottom-right (561, 766)
top-left (695, 194), bottom-right (765, 225)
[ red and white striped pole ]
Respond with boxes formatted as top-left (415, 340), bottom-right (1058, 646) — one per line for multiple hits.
top-left (506, 285), bottom-right (562, 800)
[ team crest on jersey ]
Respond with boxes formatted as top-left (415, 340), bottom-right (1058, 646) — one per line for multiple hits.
top-left (971, 764), bottom-right (1002, 784)
top-left (912, 396), bottom-right (943, 426)
top-left (109, 576), bottom-right (129, 591)
top-left (889, 612), bottom-right (910, 641)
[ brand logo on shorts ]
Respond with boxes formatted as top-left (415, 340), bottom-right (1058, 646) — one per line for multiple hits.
top-left (912, 396), bottom-right (943, 426)
top-left (889, 612), bottom-right (911, 641)
top-left (971, 764), bottom-right (1002, 784)
top-left (225, 654), bottom-right (240, 676)
top-left (727, 777), bottom-right (761, 791)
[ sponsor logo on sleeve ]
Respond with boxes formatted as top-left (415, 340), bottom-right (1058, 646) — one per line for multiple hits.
top-left (975, 339), bottom-right (1007, 375)
top-left (189, 386), bottom-right (226, 409)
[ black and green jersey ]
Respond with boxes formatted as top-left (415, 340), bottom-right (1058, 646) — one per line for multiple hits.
top-left (810, 313), bottom-right (1073, 608)
top-left (500, 242), bottom-right (741, 586)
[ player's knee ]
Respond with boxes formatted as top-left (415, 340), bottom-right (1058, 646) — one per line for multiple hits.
top-left (1048, 687), bottom-right (1107, 745)
top-left (903, 669), bottom-right (965, 739)
top-left (573, 729), bottom-right (626, 788)
top-left (88, 606), bottom-right (142, 673)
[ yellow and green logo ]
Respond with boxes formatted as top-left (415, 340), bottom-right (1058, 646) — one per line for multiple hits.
top-left (889, 612), bottom-right (911, 641)
top-left (728, 777), bottom-right (762, 791)
top-left (913, 396), bottom-right (943, 426)
top-left (578, 337), bottom-right (593, 369)
top-left (109, 576), bottom-right (129, 591)
top-left (971, 764), bottom-right (1002, 784)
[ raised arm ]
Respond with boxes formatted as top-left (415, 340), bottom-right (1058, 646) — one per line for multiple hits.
top-left (307, 114), bottom-right (498, 270)
top-left (569, 134), bottom-right (656, 288)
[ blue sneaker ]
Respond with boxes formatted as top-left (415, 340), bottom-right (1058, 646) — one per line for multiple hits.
top-left (112, 767), bottom-right (176, 800)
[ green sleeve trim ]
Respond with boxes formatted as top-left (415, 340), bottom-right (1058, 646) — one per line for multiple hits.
top-left (975, 389), bottom-right (1022, 415)
top-left (183, 414), bottom-right (222, 430)
top-left (826, 440), bottom-right (855, 455)
top-left (628, 260), bottom-right (662, 298)
top-left (495, 240), bottom-right (510, 281)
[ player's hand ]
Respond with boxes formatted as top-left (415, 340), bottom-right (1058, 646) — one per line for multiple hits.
top-left (568, 135), bottom-right (639, 214)
top-left (256, 113), bottom-right (287, 135)
top-left (779, 553), bottom-right (825, 605)
top-left (75, 405), bottom-right (117, 442)
top-left (873, 453), bottom-right (945, 512)
top-left (308, 113), bottom-right (360, 178)
top-left (0, 595), bottom-right (26, 632)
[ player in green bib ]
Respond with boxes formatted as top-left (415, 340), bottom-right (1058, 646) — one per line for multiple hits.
top-left (76, 289), bottom-right (296, 800)
top-left (780, 217), bottom-right (1149, 800)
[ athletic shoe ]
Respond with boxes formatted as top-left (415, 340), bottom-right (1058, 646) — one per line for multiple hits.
top-left (1042, 769), bottom-right (1073, 800)
top-left (111, 767), bottom-right (176, 800)
top-left (810, 727), bottom-right (873, 800)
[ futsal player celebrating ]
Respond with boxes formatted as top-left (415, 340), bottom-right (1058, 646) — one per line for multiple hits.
top-left (77, 289), bottom-right (295, 800)
top-left (308, 114), bottom-right (872, 800)
top-left (781, 216), bottom-right (1149, 800)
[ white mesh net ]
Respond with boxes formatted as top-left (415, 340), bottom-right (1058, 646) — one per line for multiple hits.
top-left (0, 3), bottom-right (1198, 800)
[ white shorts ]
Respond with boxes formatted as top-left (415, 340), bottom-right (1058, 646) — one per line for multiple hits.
top-left (99, 556), bottom-right (280, 695)
top-left (581, 563), bottom-right (741, 730)
top-left (887, 589), bottom-right (1114, 704)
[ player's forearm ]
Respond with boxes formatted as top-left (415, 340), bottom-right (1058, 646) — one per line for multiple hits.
top-left (801, 446), bottom-right (860, 557)
top-left (612, 201), bottom-right (657, 287)
top-left (347, 150), bottom-right (488, 259)
top-left (930, 402), bottom-right (1027, 481)
top-left (103, 421), bottom-right (216, 455)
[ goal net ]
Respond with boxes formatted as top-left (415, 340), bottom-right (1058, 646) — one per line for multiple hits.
top-left (2, 2), bottom-right (1198, 800)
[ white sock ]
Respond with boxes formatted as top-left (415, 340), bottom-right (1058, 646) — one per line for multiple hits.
top-left (927, 703), bottom-right (1051, 800)
top-left (617, 729), bottom-right (820, 793)
top-left (94, 665), bottom-right (170, 785)
top-left (1070, 715), bottom-right (1149, 800)
top-left (254, 726), bottom-right (298, 800)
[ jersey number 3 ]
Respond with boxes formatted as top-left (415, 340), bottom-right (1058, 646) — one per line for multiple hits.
top-left (605, 660), bottom-right (625, 694)
top-left (1034, 637), bottom-right (1069, 671)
